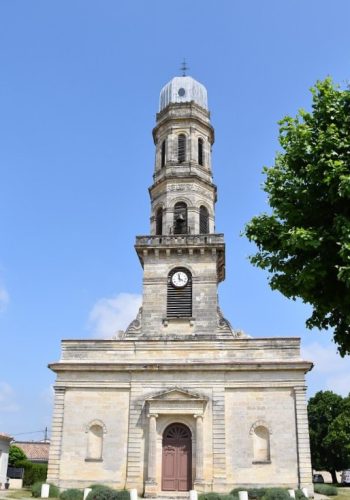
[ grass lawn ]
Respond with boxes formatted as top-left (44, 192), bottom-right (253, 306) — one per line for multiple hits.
top-left (334, 487), bottom-right (350, 500)
top-left (5, 489), bottom-right (32, 499)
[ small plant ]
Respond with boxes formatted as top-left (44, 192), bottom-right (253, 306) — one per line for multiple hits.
top-left (261, 488), bottom-right (291, 500)
top-left (230, 489), bottom-right (267, 499)
top-left (86, 487), bottom-right (129, 500)
top-left (60, 489), bottom-right (84, 500)
top-left (313, 484), bottom-right (337, 496)
top-left (295, 490), bottom-right (307, 500)
top-left (198, 493), bottom-right (227, 500)
top-left (32, 482), bottom-right (59, 498)
top-left (199, 494), bottom-right (237, 500)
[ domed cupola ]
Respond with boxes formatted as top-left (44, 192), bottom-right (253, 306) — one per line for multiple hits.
top-left (159, 76), bottom-right (208, 112)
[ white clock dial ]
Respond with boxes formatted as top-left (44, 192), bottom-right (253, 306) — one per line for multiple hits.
top-left (171, 271), bottom-right (188, 288)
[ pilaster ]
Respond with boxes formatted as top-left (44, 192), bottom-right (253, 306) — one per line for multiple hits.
top-left (294, 386), bottom-right (313, 493)
top-left (126, 385), bottom-right (144, 490)
top-left (212, 387), bottom-right (226, 489)
top-left (47, 387), bottom-right (65, 485)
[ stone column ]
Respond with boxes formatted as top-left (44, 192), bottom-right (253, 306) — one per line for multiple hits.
top-left (194, 414), bottom-right (204, 488)
top-left (145, 413), bottom-right (158, 497)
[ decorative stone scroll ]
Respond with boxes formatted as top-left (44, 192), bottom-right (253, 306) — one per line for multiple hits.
top-left (124, 307), bottom-right (143, 337)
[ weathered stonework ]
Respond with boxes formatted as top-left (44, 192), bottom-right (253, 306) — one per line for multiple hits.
top-left (47, 75), bottom-right (313, 496)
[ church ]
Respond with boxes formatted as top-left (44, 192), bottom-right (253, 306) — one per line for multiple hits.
top-left (47, 74), bottom-right (313, 496)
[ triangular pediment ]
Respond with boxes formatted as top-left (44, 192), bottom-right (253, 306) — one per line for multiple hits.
top-left (146, 387), bottom-right (207, 402)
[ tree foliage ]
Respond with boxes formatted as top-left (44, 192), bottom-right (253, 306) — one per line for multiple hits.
top-left (8, 445), bottom-right (27, 466)
top-left (245, 78), bottom-right (350, 355)
top-left (308, 390), bottom-right (350, 482)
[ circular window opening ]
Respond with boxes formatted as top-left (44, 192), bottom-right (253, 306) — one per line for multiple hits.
top-left (178, 88), bottom-right (186, 97)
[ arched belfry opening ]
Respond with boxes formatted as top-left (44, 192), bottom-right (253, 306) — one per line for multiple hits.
top-left (162, 423), bottom-right (192, 491)
top-left (173, 202), bottom-right (188, 234)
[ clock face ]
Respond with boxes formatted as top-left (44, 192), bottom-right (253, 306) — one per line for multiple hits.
top-left (171, 271), bottom-right (188, 288)
top-left (178, 87), bottom-right (186, 97)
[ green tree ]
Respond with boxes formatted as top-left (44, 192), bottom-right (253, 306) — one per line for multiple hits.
top-left (245, 78), bottom-right (350, 355)
top-left (308, 390), bottom-right (350, 483)
top-left (8, 445), bottom-right (27, 466)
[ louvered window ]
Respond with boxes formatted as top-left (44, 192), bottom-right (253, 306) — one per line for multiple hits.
top-left (199, 205), bottom-right (209, 234)
top-left (161, 140), bottom-right (166, 168)
top-left (167, 268), bottom-right (192, 318)
top-left (173, 202), bottom-right (188, 234)
top-left (178, 134), bottom-right (186, 163)
top-left (156, 207), bottom-right (163, 235)
top-left (198, 138), bottom-right (204, 166)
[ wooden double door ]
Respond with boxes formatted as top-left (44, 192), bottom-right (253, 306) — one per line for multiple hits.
top-left (162, 423), bottom-right (192, 491)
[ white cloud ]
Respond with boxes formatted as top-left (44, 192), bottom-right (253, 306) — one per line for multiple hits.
top-left (0, 382), bottom-right (20, 412)
top-left (88, 292), bottom-right (142, 339)
top-left (302, 342), bottom-right (350, 396)
top-left (0, 285), bottom-right (9, 313)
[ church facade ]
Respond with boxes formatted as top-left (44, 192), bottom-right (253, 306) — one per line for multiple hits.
top-left (47, 75), bottom-right (313, 496)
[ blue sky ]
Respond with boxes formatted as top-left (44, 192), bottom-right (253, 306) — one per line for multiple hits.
top-left (1, 0), bottom-right (350, 440)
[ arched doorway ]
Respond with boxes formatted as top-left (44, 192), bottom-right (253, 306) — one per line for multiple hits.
top-left (162, 423), bottom-right (192, 491)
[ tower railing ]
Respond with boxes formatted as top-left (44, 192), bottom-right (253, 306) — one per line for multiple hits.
top-left (135, 234), bottom-right (225, 247)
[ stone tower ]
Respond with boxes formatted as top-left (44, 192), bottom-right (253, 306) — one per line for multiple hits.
top-left (126, 75), bottom-right (235, 339)
top-left (47, 74), bottom-right (313, 497)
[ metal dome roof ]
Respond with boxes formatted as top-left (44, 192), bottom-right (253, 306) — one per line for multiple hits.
top-left (159, 76), bottom-right (208, 112)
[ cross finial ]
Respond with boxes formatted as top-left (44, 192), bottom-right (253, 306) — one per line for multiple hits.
top-left (180, 58), bottom-right (189, 76)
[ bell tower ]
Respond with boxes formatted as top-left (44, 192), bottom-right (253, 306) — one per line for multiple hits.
top-left (125, 75), bottom-right (235, 338)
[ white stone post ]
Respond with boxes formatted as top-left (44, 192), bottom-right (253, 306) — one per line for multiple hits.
top-left (130, 488), bottom-right (138, 500)
top-left (239, 492), bottom-right (248, 500)
top-left (195, 414), bottom-right (204, 483)
top-left (147, 413), bottom-right (158, 483)
top-left (84, 488), bottom-right (92, 500)
top-left (41, 484), bottom-right (50, 498)
top-left (190, 490), bottom-right (198, 500)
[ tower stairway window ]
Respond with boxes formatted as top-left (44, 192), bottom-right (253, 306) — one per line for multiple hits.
top-left (161, 140), bottom-right (166, 168)
top-left (178, 134), bottom-right (186, 163)
top-left (174, 202), bottom-right (188, 234)
top-left (156, 207), bottom-right (163, 235)
top-left (198, 138), bottom-right (204, 166)
top-left (199, 206), bottom-right (209, 234)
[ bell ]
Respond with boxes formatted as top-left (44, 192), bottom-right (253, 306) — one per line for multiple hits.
top-left (176, 214), bottom-right (185, 222)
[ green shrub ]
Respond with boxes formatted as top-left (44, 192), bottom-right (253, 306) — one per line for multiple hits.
top-left (262, 488), bottom-right (291, 500)
top-left (86, 487), bottom-right (129, 500)
top-left (16, 461), bottom-right (48, 486)
top-left (198, 493), bottom-right (228, 500)
top-left (31, 482), bottom-right (59, 498)
top-left (313, 484), bottom-right (337, 496)
top-left (295, 490), bottom-right (307, 500)
top-left (230, 489), bottom-right (267, 499)
top-left (60, 489), bottom-right (84, 500)
top-left (26, 463), bottom-right (48, 486)
top-left (8, 445), bottom-right (27, 466)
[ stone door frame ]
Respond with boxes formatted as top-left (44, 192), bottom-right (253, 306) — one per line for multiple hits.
top-left (144, 387), bottom-right (207, 497)
top-left (162, 422), bottom-right (192, 492)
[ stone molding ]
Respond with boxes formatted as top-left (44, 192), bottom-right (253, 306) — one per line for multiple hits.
top-left (146, 387), bottom-right (208, 416)
top-left (84, 419), bottom-right (107, 434)
top-left (249, 419), bottom-right (272, 435)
